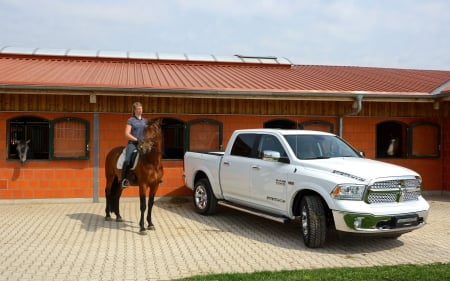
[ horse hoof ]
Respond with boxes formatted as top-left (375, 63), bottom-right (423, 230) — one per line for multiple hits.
top-left (116, 217), bottom-right (123, 222)
top-left (139, 228), bottom-right (146, 233)
top-left (105, 216), bottom-right (112, 221)
top-left (147, 225), bottom-right (155, 231)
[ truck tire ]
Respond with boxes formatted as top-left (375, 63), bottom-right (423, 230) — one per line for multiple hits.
top-left (193, 178), bottom-right (217, 215)
top-left (300, 195), bottom-right (327, 248)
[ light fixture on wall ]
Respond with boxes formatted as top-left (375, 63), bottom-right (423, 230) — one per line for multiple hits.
top-left (90, 94), bottom-right (97, 103)
top-left (433, 101), bottom-right (440, 110)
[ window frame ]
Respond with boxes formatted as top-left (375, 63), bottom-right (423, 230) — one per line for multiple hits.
top-left (408, 121), bottom-right (441, 158)
top-left (49, 117), bottom-right (90, 160)
top-left (186, 118), bottom-right (223, 152)
top-left (298, 120), bottom-right (335, 133)
top-left (376, 121), bottom-right (407, 158)
top-left (159, 117), bottom-right (186, 160)
top-left (263, 118), bottom-right (296, 129)
top-left (7, 116), bottom-right (50, 161)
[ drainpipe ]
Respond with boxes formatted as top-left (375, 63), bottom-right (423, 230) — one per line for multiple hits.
top-left (93, 113), bottom-right (100, 203)
top-left (339, 95), bottom-right (363, 137)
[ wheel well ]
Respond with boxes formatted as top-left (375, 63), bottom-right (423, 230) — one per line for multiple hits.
top-left (193, 171), bottom-right (208, 185)
top-left (292, 190), bottom-right (334, 227)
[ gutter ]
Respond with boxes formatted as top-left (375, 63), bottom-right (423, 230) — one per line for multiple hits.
top-left (0, 84), bottom-right (444, 101)
top-left (339, 95), bottom-right (363, 137)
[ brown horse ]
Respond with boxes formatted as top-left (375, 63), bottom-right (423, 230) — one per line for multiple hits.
top-left (104, 119), bottom-right (164, 232)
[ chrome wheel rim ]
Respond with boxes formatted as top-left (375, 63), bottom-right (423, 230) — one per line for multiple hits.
top-left (301, 205), bottom-right (309, 237)
top-left (194, 185), bottom-right (207, 210)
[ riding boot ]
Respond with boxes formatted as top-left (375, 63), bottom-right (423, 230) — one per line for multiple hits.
top-left (121, 161), bottom-right (130, 189)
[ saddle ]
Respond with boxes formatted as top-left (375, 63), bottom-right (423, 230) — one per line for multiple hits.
top-left (116, 148), bottom-right (139, 170)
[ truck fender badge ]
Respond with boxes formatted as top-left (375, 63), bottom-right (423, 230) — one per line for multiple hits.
top-left (267, 196), bottom-right (286, 203)
top-left (276, 179), bottom-right (286, 185)
top-left (332, 170), bottom-right (366, 182)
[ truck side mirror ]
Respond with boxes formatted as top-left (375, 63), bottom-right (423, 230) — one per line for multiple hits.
top-left (262, 150), bottom-right (280, 161)
top-left (262, 150), bottom-right (290, 163)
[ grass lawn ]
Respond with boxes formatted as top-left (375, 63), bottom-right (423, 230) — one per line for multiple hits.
top-left (177, 263), bottom-right (450, 281)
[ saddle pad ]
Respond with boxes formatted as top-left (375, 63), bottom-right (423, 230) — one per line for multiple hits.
top-left (116, 148), bottom-right (139, 170)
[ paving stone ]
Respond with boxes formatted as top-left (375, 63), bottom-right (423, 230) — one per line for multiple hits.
top-left (0, 196), bottom-right (449, 280)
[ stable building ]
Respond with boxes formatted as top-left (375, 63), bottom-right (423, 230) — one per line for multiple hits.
top-left (0, 47), bottom-right (449, 202)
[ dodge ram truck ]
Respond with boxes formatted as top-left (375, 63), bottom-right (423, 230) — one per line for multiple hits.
top-left (183, 129), bottom-right (429, 248)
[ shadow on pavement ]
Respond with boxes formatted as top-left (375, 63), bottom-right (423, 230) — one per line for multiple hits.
top-left (67, 213), bottom-right (141, 234)
top-left (156, 197), bottom-right (405, 254)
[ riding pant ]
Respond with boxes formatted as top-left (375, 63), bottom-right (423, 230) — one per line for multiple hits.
top-left (124, 141), bottom-right (138, 165)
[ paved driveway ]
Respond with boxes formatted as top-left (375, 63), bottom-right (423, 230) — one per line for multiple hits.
top-left (0, 196), bottom-right (449, 280)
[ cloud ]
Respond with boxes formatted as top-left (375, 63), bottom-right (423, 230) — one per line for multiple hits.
top-left (1, 0), bottom-right (449, 69)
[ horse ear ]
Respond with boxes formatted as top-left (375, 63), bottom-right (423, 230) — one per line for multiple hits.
top-left (150, 118), bottom-right (162, 126)
top-left (26, 139), bottom-right (31, 144)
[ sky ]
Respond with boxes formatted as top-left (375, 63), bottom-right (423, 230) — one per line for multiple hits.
top-left (1, 0), bottom-right (449, 70)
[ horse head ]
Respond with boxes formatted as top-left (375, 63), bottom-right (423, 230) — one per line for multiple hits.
top-left (138, 119), bottom-right (162, 155)
top-left (15, 139), bottom-right (31, 163)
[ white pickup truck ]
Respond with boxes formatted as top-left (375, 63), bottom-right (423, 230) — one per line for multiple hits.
top-left (184, 129), bottom-right (429, 248)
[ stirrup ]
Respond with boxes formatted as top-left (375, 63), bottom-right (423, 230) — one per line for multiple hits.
top-left (121, 178), bottom-right (129, 189)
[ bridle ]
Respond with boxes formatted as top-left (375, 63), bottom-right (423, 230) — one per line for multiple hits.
top-left (137, 130), bottom-right (161, 155)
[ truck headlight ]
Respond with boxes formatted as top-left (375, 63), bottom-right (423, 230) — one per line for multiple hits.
top-left (331, 184), bottom-right (366, 200)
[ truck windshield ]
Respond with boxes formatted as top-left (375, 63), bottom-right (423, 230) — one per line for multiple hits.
top-left (284, 135), bottom-right (361, 160)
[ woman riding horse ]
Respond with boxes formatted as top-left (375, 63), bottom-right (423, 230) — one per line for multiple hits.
top-left (121, 102), bottom-right (147, 188)
top-left (104, 111), bottom-right (164, 232)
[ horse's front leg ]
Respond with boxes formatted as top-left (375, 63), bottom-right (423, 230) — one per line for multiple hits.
top-left (146, 194), bottom-right (156, 230)
top-left (139, 194), bottom-right (147, 232)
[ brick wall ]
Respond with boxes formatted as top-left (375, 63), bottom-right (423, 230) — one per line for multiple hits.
top-left (0, 112), bottom-right (447, 200)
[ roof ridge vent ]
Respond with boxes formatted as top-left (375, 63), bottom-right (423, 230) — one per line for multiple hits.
top-left (235, 54), bottom-right (278, 60)
top-left (234, 54), bottom-right (292, 65)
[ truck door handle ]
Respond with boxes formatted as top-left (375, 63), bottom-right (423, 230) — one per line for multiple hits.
top-left (251, 165), bottom-right (260, 170)
top-left (223, 161), bottom-right (230, 165)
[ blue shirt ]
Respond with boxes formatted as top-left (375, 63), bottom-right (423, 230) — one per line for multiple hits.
top-left (127, 116), bottom-right (147, 143)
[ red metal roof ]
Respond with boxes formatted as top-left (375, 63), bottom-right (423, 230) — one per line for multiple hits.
top-left (0, 53), bottom-right (449, 97)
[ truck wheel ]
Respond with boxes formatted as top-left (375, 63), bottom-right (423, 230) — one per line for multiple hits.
top-left (300, 195), bottom-right (327, 248)
top-left (193, 178), bottom-right (217, 215)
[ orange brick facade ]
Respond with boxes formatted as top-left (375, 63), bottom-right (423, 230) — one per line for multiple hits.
top-left (0, 111), bottom-right (448, 201)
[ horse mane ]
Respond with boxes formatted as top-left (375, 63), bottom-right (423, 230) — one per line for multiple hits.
top-left (144, 118), bottom-right (162, 150)
top-left (146, 118), bottom-right (162, 127)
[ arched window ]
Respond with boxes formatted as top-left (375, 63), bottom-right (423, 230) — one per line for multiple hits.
top-left (50, 117), bottom-right (90, 159)
top-left (186, 119), bottom-right (223, 151)
top-left (159, 118), bottom-right (185, 159)
top-left (376, 121), bottom-right (408, 158)
top-left (264, 119), bottom-right (296, 129)
top-left (409, 122), bottom-right (440, 158)
top-left (8, 116), bottom-right (49, 160)
top-left (299, 120), bottom-right (334, 133)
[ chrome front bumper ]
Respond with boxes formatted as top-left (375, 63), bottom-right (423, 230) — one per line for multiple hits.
top-left (332, 209), bottom-right (428, 234)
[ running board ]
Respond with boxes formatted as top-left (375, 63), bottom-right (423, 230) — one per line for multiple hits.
top-left (218, 201), bottom-right (289, 223)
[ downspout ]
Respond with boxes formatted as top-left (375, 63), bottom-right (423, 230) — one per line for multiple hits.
top-left (93, 113), bottom-right (100, 203)
top-left (339, 95), bottom-right (363, 137)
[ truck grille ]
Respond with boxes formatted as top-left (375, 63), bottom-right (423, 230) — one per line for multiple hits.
top-left (366, 179), bottom-right (422, 204)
